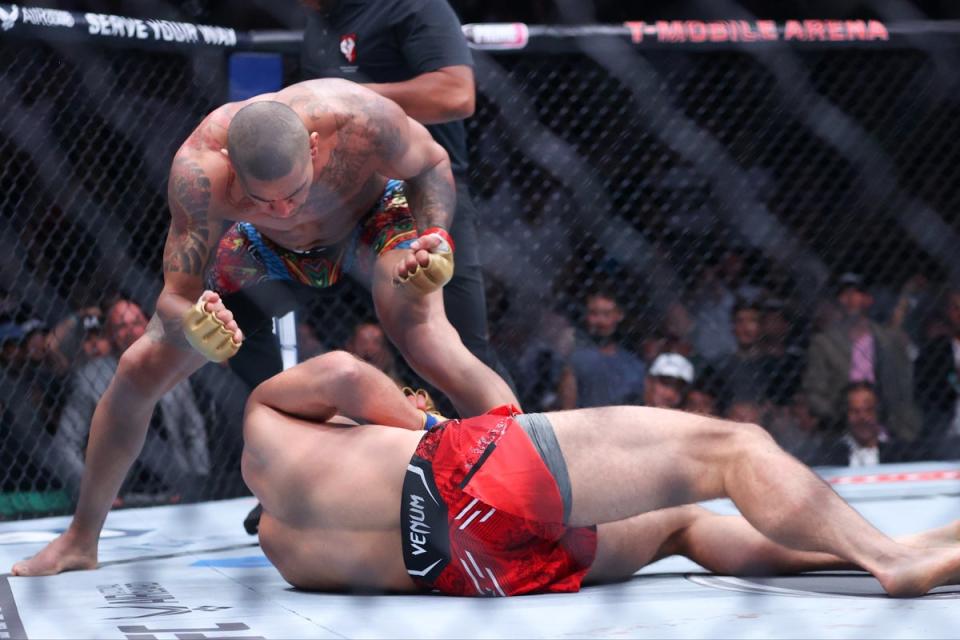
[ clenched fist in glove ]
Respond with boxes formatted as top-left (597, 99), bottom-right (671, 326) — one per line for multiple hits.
top-left (181, 290), bottom-right (243, 362)
top-left (394, 227), bottom-right (455, 295)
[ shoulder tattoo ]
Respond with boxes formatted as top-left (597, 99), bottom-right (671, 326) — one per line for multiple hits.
top-left (164, 156), bottom-right (213, 277)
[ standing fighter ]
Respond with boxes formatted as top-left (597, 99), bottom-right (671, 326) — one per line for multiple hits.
top-left (242, 351), bottom-right (960, 598)
top-left (11, 78), bottom-right (517, 576)
top-left (291, 0), bottom-right (511, 382)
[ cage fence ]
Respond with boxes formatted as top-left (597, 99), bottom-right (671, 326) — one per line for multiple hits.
top-left (1, 11), bottom-right (959, 519)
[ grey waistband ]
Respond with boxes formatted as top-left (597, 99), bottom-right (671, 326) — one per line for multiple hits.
top-left (515, 413), bottom-right (572, 524)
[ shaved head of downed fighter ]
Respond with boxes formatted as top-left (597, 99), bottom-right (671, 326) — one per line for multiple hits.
top-left (243, 351), bottom-right (960, 599)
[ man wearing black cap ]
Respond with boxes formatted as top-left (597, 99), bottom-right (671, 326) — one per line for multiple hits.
top-left (802, 272), bottom-right (920, 442)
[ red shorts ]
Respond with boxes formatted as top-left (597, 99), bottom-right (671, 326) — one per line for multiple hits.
top-left (402, 406), bottom-right (597, 597)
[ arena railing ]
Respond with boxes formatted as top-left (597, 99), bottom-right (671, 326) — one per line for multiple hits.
top-left (2, 6), bottom-right (959, 519)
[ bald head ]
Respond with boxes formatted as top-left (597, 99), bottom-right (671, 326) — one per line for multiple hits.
top-left (227, 101), bottom-right (310, 182)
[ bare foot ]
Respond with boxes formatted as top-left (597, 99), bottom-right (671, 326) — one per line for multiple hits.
top-left (11, 532), bottom-right (97, 577)
top-left (897, 520), bottom-right (960, 549)
top-left (876, 546), bottom-right (960, 598)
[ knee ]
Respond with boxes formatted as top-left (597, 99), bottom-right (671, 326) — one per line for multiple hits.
top-left (723, 421), bottom-right (778, 461)
top-left (115, 344), bottom-right (149, 381)
top-left (305, 349), bottom-right (360, 374)
top-left (115, 342), bottom-right (171, 398)
top-left (697, 419), bottom-right (775, 462)
top-left (310, 350), bottom-right (365, 388)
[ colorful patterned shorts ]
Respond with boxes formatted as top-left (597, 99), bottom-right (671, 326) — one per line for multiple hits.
top-left (206, 180), bottom-right (417, 294)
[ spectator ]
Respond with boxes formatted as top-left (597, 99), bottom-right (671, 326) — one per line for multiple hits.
top-left (820, 383), bottom-right (906, 467)
top-left (683, 366), bottom-right (721, 416)
top-left (296, 319), bottom-right (327, 361)
top-left (880, 271), bottom-right (939, 346)
top-left (688, 248), bottom-right (762, 363)
top-left (45, 306), bottom-right (111, 373)
top-left (0, 318), bottom-right (62, 497)
top-left (640, 330), bottom-right (669, 368)
top-left (17, 317), bottom-right (68, 431)
top-left (759, 296), bottom-right (805, 406)
top-left (661, 299), bottom-right (696, 359)
top-left (802, 272), bottom-right (921, 442)
top-left (0, 320), bottom-right (23, 368)
top-left (344, 320), bottom-right (404, 387)
top-left (713, 298), bottom-right (768, 413)
top-left (688, 256), bottom-right (737, 363)
top-left (52, 297), bottom-right (210, 501)
top-left (20, 318), bottom-right (48, 365)
top-left (725, 398), bottom-right (764, 425)
top-left (508, 310), bottom-right (575, 412)
top-left (914, 284), bottom-right (960, 460)
top-left (643, 352), bottom-right (694, 409)
top-left (767, 393), bottom-right (829, 466)
top-left (558, 291), bottom-right (645, 409)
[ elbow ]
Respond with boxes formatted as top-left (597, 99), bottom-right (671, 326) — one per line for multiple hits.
top-left (450, 90), bottom-right (475, 119)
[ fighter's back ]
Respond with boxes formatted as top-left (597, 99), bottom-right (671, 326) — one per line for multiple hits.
top-left (242, 402), bottom-right (424, 592)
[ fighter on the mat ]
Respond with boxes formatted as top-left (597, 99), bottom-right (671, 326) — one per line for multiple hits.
top-left (240, 349), bottom-right (960, 598)
top-left (12, 78), bottom-right (517, 577)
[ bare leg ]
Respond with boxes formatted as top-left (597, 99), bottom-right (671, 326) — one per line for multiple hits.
top-left (899, 520), bottom-right (960, 547)
top-left (588, 506), bottom-right (960, 585)
top-left (12, 318), bottom-right (208, 576)
top-left (372, 251), bottom-right (517, 416)
top-left (585, 505), bottom-right (851, 584)
top-left (550, 406), bottom-right (960, 597)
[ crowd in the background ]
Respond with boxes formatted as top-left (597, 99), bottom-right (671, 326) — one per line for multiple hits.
top-left (491, 265), bottom-right (960, 470)
top-left (0, 293), bottom-right (246, 511)
top-left (3, 0), bottom-right (960, 518)
top-left (3, 262), bottom-right (960, 514)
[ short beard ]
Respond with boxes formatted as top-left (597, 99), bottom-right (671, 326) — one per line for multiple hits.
top-left (588, 331), bottom-right (616, 348)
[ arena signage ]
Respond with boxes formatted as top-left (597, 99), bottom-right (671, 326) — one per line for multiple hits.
top-left (85, 13), bottom-right (237, 46)
top-left (98, 582), bottom-right (267, 638)
top-left (0, 4), bottom-right (239, 47)
top-left (625, 19), bottom-right (890, 44)
top-left (462, 23), bottom-right (529, 50)
top-left (0, 4), bottom-right (75, 30)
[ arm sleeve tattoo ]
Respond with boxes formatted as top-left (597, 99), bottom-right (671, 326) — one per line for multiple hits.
top-left (163, 155), bottom-right (214, 277)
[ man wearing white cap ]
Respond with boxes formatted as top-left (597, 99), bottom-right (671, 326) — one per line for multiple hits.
top-left (644, 353), bottom-right (695, 409)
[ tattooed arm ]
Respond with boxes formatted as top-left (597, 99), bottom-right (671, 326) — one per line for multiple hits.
top-left (154, 152), bottom-right (225, 348)
top-left (368, 94), bottom-right (456, 231)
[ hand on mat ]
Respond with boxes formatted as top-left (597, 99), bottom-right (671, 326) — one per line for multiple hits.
top-left (181, 290), bottom-right (243, 362)
top-left (393, 227), bottom-right (455, 294)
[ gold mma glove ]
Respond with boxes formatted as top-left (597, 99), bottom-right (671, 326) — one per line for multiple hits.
top-left (402, 387), bottom-right (449, 431)
top-left (182, 297), bottom-right (240, 362)
top-left (396, 227), bottom-right (455, 294)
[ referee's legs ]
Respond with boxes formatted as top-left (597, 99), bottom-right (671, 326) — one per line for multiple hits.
top-left (444, 179), bottom-right (516, 392)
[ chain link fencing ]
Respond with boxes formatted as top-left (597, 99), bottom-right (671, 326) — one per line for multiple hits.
top-left (1, 18), bottom-right (959, 519)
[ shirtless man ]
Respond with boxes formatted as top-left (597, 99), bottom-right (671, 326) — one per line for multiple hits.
top-left (240, 351), bottom-right (960, 598)
top-left (12, 78), bottom-right (516, 576)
